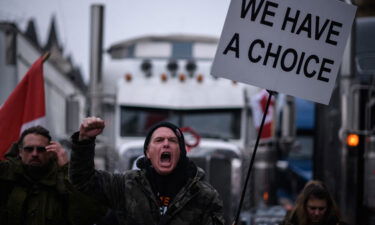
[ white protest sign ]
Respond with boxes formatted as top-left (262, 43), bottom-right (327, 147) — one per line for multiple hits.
top-left (211, 0), bottom-right (357, 104)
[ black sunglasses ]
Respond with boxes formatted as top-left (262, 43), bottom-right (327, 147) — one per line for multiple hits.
top-left (22, 146), bottom-right (47, 153)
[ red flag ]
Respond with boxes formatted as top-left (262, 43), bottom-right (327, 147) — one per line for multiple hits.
top-left (0, 56), bottom-right (46, 159)
top-left (250, 89), bottom-right (275, 139)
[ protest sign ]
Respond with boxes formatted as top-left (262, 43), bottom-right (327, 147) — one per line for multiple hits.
top-left (211, 0), bottom-right (357, 104)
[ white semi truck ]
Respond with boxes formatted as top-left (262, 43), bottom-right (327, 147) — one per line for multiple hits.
top-left (100, 34), bottom-right (283, 224)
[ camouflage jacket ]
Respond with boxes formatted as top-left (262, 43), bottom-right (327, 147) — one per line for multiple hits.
top-left (69, 133), bottom-right (225, 225)
top-left (0, 157), bottom-right (106, 225)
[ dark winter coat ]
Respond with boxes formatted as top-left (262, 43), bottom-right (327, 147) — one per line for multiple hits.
top-left (0, 157), bottom-right (106, 225)
top-left (69, 133), bottom-right (225, 225)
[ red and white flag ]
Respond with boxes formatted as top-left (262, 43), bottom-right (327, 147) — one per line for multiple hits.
top-left (0, 56), bottom-right (46, 159)
top-left (250, 89), bottom-right (275, 139)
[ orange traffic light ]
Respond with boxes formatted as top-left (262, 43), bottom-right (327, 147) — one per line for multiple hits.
top-left (347, 133), bottom-right (360, 147)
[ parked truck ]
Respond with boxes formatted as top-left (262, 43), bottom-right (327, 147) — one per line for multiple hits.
top-left (99, 34), bottom-right (286, 224)
top-left (314, 16), bottom-right (375, 225)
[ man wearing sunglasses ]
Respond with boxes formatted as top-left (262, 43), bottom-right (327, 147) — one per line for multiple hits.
top-left (19, 134), bottom-right (68, 168)
top-left (0, 126), bottom-right (106, 225)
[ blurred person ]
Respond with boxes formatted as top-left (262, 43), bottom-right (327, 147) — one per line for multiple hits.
top-left (281, 180), bottom-right (348, 225)
top-left (69, 116), bottom-right (225, 225)
top-left (0, 125), bottom-right (106, 225)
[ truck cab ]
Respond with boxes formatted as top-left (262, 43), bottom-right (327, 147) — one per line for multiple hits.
top-left (102, 34), bottom-right (279, 224)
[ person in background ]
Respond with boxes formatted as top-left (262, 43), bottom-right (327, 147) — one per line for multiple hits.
top-left (69, 116), bottom-right (225, 225)
top-left (0, 125), bottom-right (106, 225)
top-left (281, 180), bottom-right (348, 225)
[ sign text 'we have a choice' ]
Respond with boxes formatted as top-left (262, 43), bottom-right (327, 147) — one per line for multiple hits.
top-left (211, 0), bottom-right (357, 104)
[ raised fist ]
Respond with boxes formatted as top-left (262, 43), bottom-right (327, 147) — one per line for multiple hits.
top-left (79, 117), bottom-right (105, 141)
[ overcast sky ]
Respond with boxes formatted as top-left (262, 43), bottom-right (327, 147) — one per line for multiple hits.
top-left (0, 0), bottom-right (230, 82)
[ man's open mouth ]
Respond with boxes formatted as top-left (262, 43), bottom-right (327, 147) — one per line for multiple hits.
top-left (160, 152), bottom-right (171, 162)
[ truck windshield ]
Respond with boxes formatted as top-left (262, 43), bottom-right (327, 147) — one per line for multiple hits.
top-left (120, 106), bottom-right (241, 139)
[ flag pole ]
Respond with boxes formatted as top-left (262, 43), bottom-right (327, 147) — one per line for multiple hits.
top-left (42, 52), bottom-right (50, 63)
top-left (232, 90), bottom-right (275, 225)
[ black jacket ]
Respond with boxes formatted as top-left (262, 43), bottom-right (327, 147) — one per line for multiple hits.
top-left (69, 132), bottom-right (225, 225)
top-left (0, 156), bottom-right (106, 225)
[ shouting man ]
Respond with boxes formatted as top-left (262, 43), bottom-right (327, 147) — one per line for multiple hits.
top-left (69, 117), bottom-right (224, 225)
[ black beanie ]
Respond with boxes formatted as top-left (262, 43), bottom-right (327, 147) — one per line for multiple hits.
top-left (143, 121), bottom-right (187, 160)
